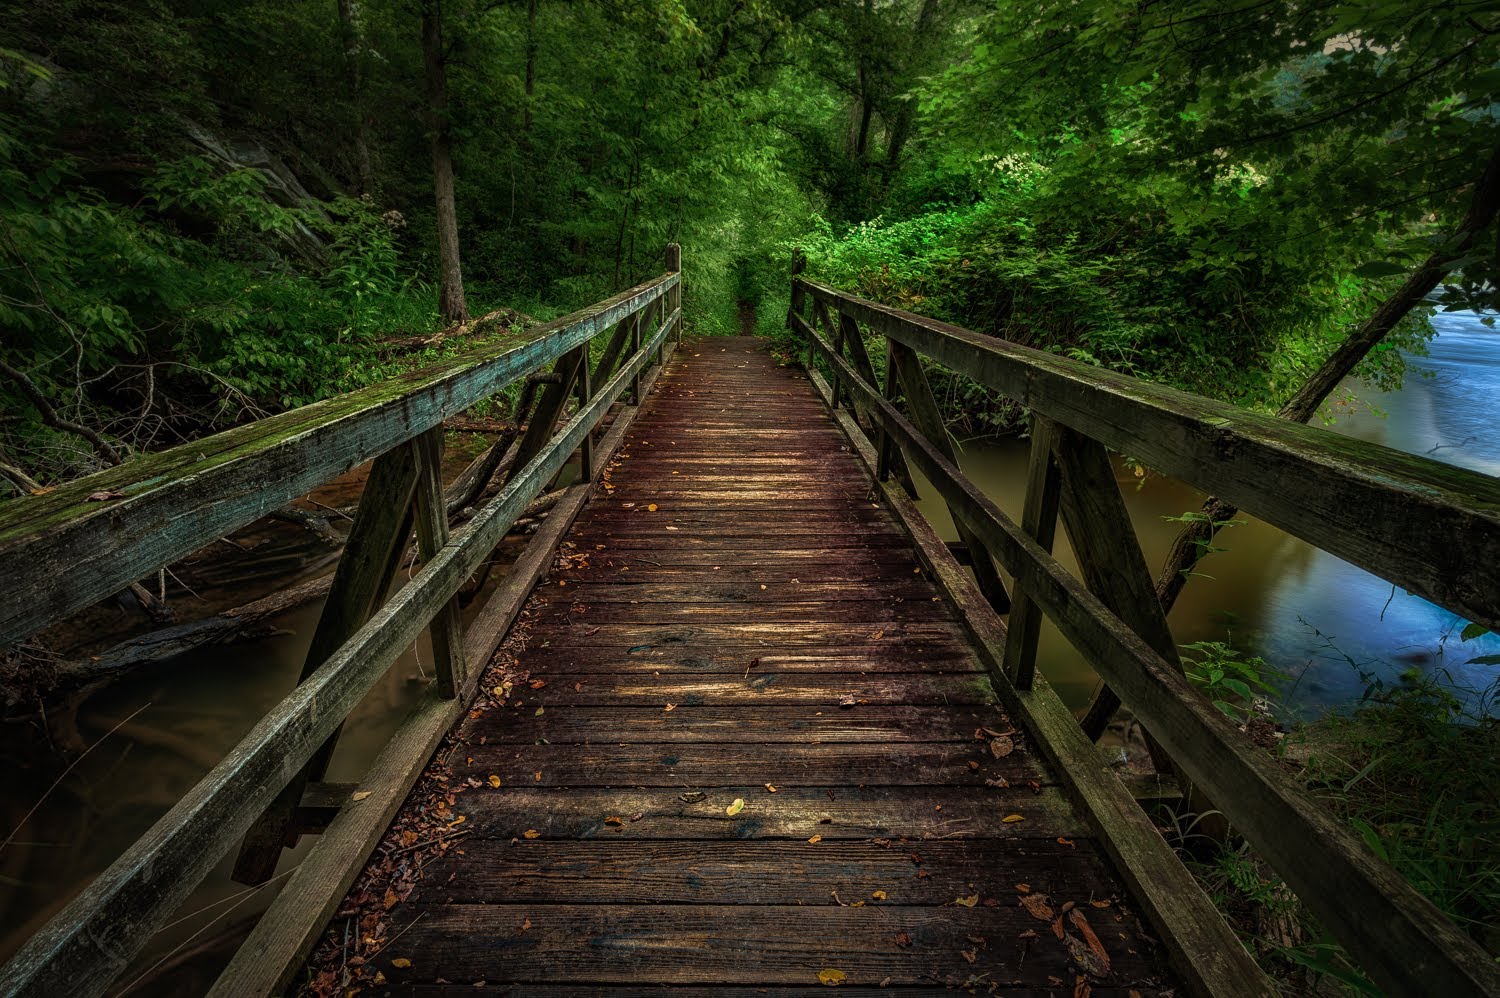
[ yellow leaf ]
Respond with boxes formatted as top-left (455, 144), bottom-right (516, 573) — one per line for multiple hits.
top-left (488, 775), bottom-right (502, 788)
top-left (872, 890), bottom-right (887, 900)
top-left (807, 834), bottom-right (822, 844)
top-left (647, 503), bottom-right (658, 512)
top-left (390, 958), bottom-right (411, 968)
top-left (664, 703), bottom-right (677, 712)
top-left (764, 783), bottom-right (778, 793)
top-left (523, 829), bottom-right (540, 839)
top-left (726, 798), bottom-right (746, 816)
top-left (535, 707), bottom-right (545, 716)
top-left (817, 968), bottom-right (847, 986)
top-left (351, 791), bottom-right (372, 802)
top-left (1002, 814), bottom-right (1024, 823)
top-left (955, 893), bottom-right (980, 907)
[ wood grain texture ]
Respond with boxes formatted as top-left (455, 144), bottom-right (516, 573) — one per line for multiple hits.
top-left (326, 337), bottom-right (1178, 997)
top-left (0, 272), bottom-right (678, 645)
top-left (801, 305), bottom-right (1500, 995)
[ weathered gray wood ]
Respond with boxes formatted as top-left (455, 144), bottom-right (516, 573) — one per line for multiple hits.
top-left (571, 346), bottom-right (594, 480)
top-left (665, 242), bottom-right (682, 346)
top-left (208, 382), bottom-right (651, 998)
top-left (412, 426), bottom-right (466, 700)
top-left (1002, 417), bottom-right (1061, 690)
top-left (589, 317), bottom-right (632, 387)
top-left (799, 279), bottom-right (1500, 635)
top-left (508, 352), bottom-right (583, 484)
top-left (0, 300), bottom-right (675, 998)
top-left (887, 339), bottom-right (1011, 615)
top-left (801, 322), bottom-right (1500, 997)
top-left (231, 442), bottom-right (419, 886)
top-left (0, 272), bottom-right (678, 646)
top-left (806, 364), bottom-right (1269, 997)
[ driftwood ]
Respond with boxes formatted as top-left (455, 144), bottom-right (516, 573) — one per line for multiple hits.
top-left (28, 489), bottom-right (566, 702)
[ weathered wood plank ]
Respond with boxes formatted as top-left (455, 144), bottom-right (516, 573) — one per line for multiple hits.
top-left (479, 672), bottom-right (995, 707)
top-left (0, 297), bottom-right (677, 998)
top-left (450, 785), bottom-right (1083, 841)
top-left (463, 704), bottom-right (995, 742)
top-left (0, 272), bottom-right (678, 645)
top-left (803, 318), bottom-right (1500, 996)
top-left (801, 278), bottom-right (1500, 635)
top-left (806, 365), bottom-right (1273, 996)
top-left (368, 904), bottom-right (1170, 989)
top-left (1002, 417), bottom-right (1061, 690)
top-left (417, 838), bottom-right (1134, 906)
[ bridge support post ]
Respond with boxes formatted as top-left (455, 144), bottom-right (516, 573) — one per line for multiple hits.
top-left (665, 242), bottom-right (682, 347)
top-left (1002, 416), bottom-right (1062, 690)
top-left (231, 443), bottom-right (421, 885)
top-left (887, 340), bottom-right (1012, 614)
top-left (412, 426), bottom-right (467, 699)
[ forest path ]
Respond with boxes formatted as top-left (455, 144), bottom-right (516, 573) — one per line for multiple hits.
top-left (338, 337), bottom-right (1178, 993)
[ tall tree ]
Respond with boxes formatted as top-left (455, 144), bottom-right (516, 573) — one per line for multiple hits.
top-left (421, 0), bottom-right (469, 324)
top-left (337, 0), bottom-right (377, 194)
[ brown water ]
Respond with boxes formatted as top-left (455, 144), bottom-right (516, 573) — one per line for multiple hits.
top-left (913, 309), bottom-right (1500, 718)
top-left (2, 315), bottom-right (1496, 989)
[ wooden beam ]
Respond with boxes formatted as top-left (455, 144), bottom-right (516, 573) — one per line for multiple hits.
top-left (231, 443), bottom-right (419, 886)
top-left (799, 279), bottom-right (1500, 635)
top-left (0, 272), bottom-right (679, 646)
top-left (0, 307), bottom-right (676, 998)
top-left (1001, 416), bottom-right (1061, 690)
top-left (208, 386), bottom-right (651, 998)
top-left (887, 340), bottom-right (1011, 615)
top-left (797, 313), bottom-right (1500, 997)
top-left (412, 426), bottom-right (466, 700)
top-left (804, 366), bottom-right (1272, 998)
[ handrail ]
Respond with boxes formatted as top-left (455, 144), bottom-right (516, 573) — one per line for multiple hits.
top-left (789, 276), bottom-right (1500, 997)
top-left (798, 279), bottom-right (1500, 636)
top-left (0, 270), bottom-right (678, 646)
top-left (0, 251), bottom-right (681, 997)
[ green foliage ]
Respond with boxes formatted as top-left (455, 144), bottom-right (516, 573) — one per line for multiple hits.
top-left (1179, 640), bottom-right (1286, 723)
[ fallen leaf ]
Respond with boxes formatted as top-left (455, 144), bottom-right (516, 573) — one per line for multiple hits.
top-left (1002, 814), bottom-right (1025, 823)
top-left (764, 783), bottom-right (778, 793)
top-left (894, 932), bottom-right (912, 947)
top-left (604, 816), bottom-right (624, 826)
top-left (520, 918), bottom-right (532, 931)
top-left (534, 770), bottom-right (542, 782)
top-left (1020, 893), bottom-right (1055, 921)
top-left (488, 775), bottom-right (502, 788)
top-left (1089, 900), bottom-right (1111, 909)
top-left (990, 735), bottom-right (1015, 758)
top-left (647, 503), bottom-right (658, 512)
top-left (1065, 931), bottom-right (1109, 977)
top-left (817, 969), bottom-right (847, 986)
top-left (960, 948), bottom-right (977, 964)
top-left (351, 791), bottom-right (372, 802)
top-left (680, 791), bottom-right (707, 803)
top-left (955, 893), bottom-right (980, 907)
top-left (967, 760), bottom-right (980, 771)
top-left (872, 890), bottom-right (887, 900)
top-left (1070, 909), bottom-right (1111, 973)
top-left (383, 888), bottom-right (399, 910)
top-left (726, 798), bottom-right (745, 816)
top-left (808, 834), bottom-right (823, 844)
top-left (523, 829), bottom-right (541, 839)
top-left (1015, 883), bottom-right (1030, 892)
top-left (390, 958), bottom-right (411, 968)
top-left (1057, 836), bottom-right (1075, 847)
top-left (534, 706), bottom-right (545, 716)
top-left (664, 703), bottom-right (677, 711)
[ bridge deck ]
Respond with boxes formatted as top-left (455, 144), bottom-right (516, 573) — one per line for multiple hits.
top-left (326, 338), bottom-right (1177, 993)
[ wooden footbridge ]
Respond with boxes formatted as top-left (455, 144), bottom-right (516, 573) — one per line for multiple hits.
top-left (2, 246), bottom-right (1498, 996)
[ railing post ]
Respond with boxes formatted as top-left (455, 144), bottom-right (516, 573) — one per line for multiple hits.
top-left (1001, 416), bottom-right (1062, 689)
top-left (666, 242), bottom-right (682, 347)
top-left (628, 312), bottom-right (643, 405)
top-left (411, 426), bottom-right (467, 699)
top-left (573, 346), bottom-right (595, 480)
top-left (887, 340), bottom-right (1012, 615)
top-left (231, 444), bottom-right (420, 885)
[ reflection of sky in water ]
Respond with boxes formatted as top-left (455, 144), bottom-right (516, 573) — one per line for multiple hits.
top-left (1258, 309), bottom-right (1500, 716)
top-left (923, 308), bottom-right (1500, 719)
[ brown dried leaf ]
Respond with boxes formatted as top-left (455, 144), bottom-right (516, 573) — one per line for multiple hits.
top-left (989, 735), bottom-right (1015, 758)
top-left (1070, 909), bottom-right (1111, 973)
top-left (1019, 893), bottom-right (1055, 922)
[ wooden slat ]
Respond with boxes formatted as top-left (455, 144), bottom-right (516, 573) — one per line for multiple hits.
top-left (0, 272), bottom-right (678, 645)
top-left (464, 704), bottom-right (994, 741)
top-left (806, 365), bottom-right (1272, 997)
top-left (801, 278), bottom-right (1500, 635)
top-left (802, 320), bottom-right (1500, 995)
top-left (206, 330), bottom-right (674, 998)
top-left (1002, 417), bottom-right (1062, 690)
top-left (0, 303), bottom-right (677, 998)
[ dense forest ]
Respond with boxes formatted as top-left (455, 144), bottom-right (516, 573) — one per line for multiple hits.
top-left (2, 0), bottom-right (1497, 484)
top-left (2, 2), bottom-right (1499, 992)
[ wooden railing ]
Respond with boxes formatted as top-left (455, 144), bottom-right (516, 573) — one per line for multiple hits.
top-left (0, 246), bottom-right (682, 996)
top-left (788, 269), bottom-right (1500, 997)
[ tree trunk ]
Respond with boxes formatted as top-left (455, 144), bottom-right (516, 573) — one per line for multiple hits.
top-left (337, 0), bottom-right (376, 194)
top-left (881, 0), bottom-right (938, 180)
top-left (1152, 143), bottom-right (1500, 615)
top-left (422, 0), bottom-right (469, 325)
top-left (523, 0), bottom-right (538, 139)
